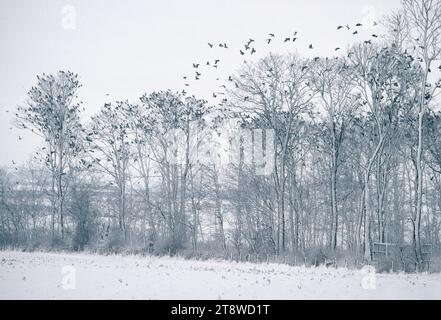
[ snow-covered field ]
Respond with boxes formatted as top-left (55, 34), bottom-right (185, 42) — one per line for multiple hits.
top-left (0, 250), bottom-right (440, 300)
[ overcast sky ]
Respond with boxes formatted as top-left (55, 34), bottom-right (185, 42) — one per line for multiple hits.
top-left (0, 0), bottom-right (401, 166)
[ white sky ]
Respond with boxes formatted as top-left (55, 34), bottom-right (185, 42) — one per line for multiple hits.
top-left (0, 0), bottom-right (401, 166)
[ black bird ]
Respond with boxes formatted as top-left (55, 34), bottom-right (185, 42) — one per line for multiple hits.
top-left (309, 44), bottom-right (313, 49)
top-left (269, 33), bottom-right (275, 37)
top-left (266, 38), bottom-right (272, 44)
top-left (356, 23), bottom-right (362, 27)
top-left (228, 76), bottom-right (233, 81)
top-left (335, 47), bottom-right (341, 51)
top-left (240, 50), bottom-right (245, 55)
top-left (284, 37), bottom-right (290, 42)
top-left (353, 31), bottom-right (358, 35)
top-left (214, 59), bottom-right (220, 64)
top-left (364, 40), bottom-right (372, 45)
top-left (208, 43), bottom-right (213, 48)
top-left (251, 48), bottom-right (256, 54)
top-left (372, 34), bottom-right (378, 38)
top-left (337, 25), bottom-right (343, 30)
top-left (193, 63), bottom-right (200, 68)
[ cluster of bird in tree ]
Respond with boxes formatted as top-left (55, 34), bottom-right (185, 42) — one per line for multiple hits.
top-left (6, 18), bottom-right (441, 172)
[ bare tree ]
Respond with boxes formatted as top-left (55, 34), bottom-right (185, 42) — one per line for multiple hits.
top-left (15, 71), bottom-right (83, 242)
top-left (402, 0), bottom-right (441, 265)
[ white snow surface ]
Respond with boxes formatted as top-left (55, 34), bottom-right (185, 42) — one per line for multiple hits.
top-left (1, 250), bottom-right (440, 300)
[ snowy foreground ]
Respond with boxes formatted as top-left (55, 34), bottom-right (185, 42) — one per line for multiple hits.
top-left (1, 251), bottom-right (441, 300)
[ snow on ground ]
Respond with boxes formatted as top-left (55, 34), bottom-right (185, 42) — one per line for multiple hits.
top-left (0, 250), bottom-right (440, 300)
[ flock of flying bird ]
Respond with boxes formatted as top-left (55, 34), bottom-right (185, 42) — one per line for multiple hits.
top-left (181, 22), bottom-right (381, 105)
